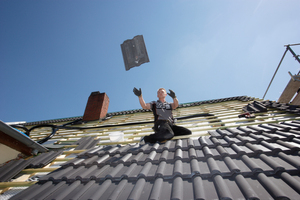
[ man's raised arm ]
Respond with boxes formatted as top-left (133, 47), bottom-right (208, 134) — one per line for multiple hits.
top-left (133, 87), bottom-right (151, 110)
top-left (168, 89), bottom-right (178, 109)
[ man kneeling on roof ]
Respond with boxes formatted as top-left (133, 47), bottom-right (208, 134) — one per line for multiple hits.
top-left (133, 87), bottom-right (192, 143)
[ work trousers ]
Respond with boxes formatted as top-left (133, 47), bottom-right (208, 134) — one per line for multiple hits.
top-left (144, 120), bottom-right (192, 143)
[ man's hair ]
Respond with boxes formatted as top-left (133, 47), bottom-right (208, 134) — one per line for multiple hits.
top-left (157, 88), bottom-right (167, 93)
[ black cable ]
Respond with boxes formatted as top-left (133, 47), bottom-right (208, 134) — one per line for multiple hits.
top-left (21, 113), bottom-right (213, 144)
top-left (11, 124), bottom-right (30, 136)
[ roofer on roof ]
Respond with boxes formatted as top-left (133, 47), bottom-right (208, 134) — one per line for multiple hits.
top-left (133, 87), bottom-right (192, 143)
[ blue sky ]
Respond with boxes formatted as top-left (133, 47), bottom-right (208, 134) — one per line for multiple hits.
top-left (1, 0), bottom-right (300, 123)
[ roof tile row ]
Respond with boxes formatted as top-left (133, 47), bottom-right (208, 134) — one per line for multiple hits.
top-left (0, 150), bottom-right (63, 182)
top-left (243, 100), bottom-right (300, 115)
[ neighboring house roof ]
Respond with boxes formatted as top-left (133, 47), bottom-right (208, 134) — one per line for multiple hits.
top-left (1, 96), bottom-right (300, 199)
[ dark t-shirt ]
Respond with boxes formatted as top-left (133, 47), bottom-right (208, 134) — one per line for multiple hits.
top-left (150, 100), bottom-right (174, 123)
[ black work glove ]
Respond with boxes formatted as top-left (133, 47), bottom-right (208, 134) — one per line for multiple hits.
top-left (167, 89), bottom-right (176, 99)
top-left (133, 87), bottom-right (142, 97)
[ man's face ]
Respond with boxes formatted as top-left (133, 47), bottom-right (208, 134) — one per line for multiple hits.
top-left (157, 89), bottom-right (167, 99)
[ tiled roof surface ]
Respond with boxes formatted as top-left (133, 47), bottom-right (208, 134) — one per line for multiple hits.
top-left (10, 120), bottom-right (300, 200)
top-left (3, 96), bottom-right (300, 199)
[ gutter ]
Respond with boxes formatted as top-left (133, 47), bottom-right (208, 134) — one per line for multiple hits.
top-left (0, 120), bottom-right (48, 155)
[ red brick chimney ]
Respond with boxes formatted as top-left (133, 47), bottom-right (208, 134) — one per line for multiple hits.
top-left (82, 91), bottom-right (109, 121)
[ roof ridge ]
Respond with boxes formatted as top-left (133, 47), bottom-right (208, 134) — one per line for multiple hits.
top-left (20, 95), bottom-right (254, 126)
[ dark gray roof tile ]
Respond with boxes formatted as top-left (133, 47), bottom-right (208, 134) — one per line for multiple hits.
top-left (29, 181), bottom-right (58, 200)
top-left (259, 154), bottom-right (286, 173)
top-left (171, 176), bottom-right (184, 200)
top-left (93, 154), bottom-right (110, 166)
top-left (289, 129), bottom-right (300, 137)
top-left (216, 145), bottom-right (229, 157)
top-left (239, 145), bottom-right (256, 155)
top-left (276, 140), bottom-right (300, 152)
top-left (214, 138), bottom-right (229, 146)
top-left (115, 145), bottom-right (131, 155)
top-left (82, 155), bottom-right (100, 166)
top-left (268, 123), bottom-right (292, 131)
top-left (260, 141), bottom-right (289, 153)
top-left (210, 137), bottom-right (221, 145)
top-left (127, 178), bottom-right (148, 200)
top-left (224, 135), bottom-right (241, 145)
top-left (107, 154), bottom-right (123, 165)
top-left (175, 139), bottom-right (183, 149)
top-left (282, 122), bottom-right (300, 130)
top-left (0, 159), bottom-right (32, 182)
top-left (202, 146), bottom-right (213, 157)
top-left (216, 129), bottom-right (234, 137)
top-left (52, 180), bottom-right (81, 200)
top-left (105, 163), bottom-right (125, 180)
top-left (173, 160), bottom-right (183, 176)
top-left (226, 127), bottom-right (245, 135)
top-left (256, 173), bottom-right (291, 199)
top-left (62, 165), bottom-right (86, 181)
top-left (213, 175), bottom-right (234, 200)
top-left (199, 136), bottom-right (214, 147)
top-left (280, 172), bottom-right (300, 194)
top-left (292, 138), bottom-right (300, 144)
top-left (248, 133), bottom-right (270, 142)
top-left (245, 143), bottom-right (272, 155)
top-left (214, 159), bottom-right (231, 174)
top-left (231, 144), bottom-right (247, 156)
top-left (137, 162), bottom-right (152, 178)
top-left (236, 135), bottom-right (258, 144)
top-left (241, 155), bottom-right (263, 173)
top-left (187, 138), bottom-right (195, 148)
top-left (223, 156), bottom-right (240, 173)
top-left (27, 150), bottom-right (64, 168)
top-left (76, 180), bottom-right (104, 200)
top-left (271, 156), bottom-right (298, 171)
top-left (247, 126), bottom-right (264, 134)
top-left (231, 158), bottom-right (252, 174)
top-left (39, 166), bottom-right (69, 181)
top-left (208, 130), bottom-right (222, 137)
top-left (106, 146), bottom-right (119, 154)
top-left (223, 146), bottom-right (239, 157)
top-left (197, 160), bottom-right (211, 175)
top-left (237, 126), bottom-right (253, 135)
top-left (40, 181), bottom-right (67, 200)
top-left (258, 124), bottom-right (278, 132)
top-left (242, 176), bottom-right (274, 199)
top-left (234, 174), bottom-right (260, 200)
top-left (174, 148), bottom-right (183, 160)
top-left (190, 159), bottom-right (201, 175)
top-left (261, 132), bottom-right (283, 142)
top-left (120, 163), bottom-right (137, 179)
top-left (275, 130), bottom-right (296, 140)
top-left (277, 152), bottom-right (300, 170)
top-left (76, 165), bottom-right (98, 182)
